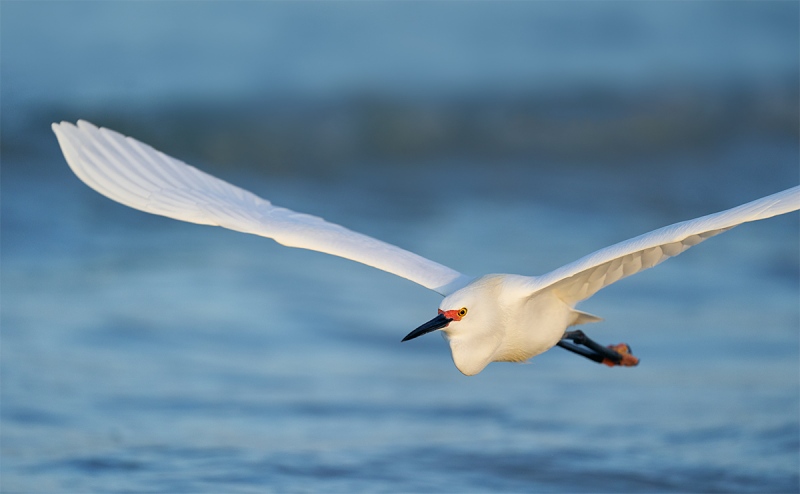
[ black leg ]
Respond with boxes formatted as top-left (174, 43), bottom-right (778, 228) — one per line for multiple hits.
top-left (556, 340), bottom-right (605, 363)
top-left (559, 330), bottom-right (639, 367)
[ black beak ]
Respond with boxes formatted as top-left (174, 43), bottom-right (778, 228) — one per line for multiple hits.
top-left (402, 313), bottom-right (452, 342)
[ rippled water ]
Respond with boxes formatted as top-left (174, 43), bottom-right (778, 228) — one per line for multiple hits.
top-left (2, 2), bottom-right (799, 492)
top-left (2, 142), bottom-right (798, 492)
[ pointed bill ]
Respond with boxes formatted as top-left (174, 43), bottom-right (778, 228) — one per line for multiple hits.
top-left (402, 313), bottom-right (452, 342)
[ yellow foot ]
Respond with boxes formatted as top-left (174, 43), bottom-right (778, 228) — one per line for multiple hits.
top-left (602, 343), bottom-right (640, 367)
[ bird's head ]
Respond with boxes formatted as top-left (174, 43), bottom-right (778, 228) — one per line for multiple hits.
top-left (402, 275), bottom-right (510, 376)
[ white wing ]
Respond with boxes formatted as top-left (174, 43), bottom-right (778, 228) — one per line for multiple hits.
top-left (526, 186), bottom-right (800, 305)
top-left (52, 120), bottom-right (473, 296)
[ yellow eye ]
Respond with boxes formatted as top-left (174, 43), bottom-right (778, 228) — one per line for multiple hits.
top-left (458, 307), bottom-right (468, 318)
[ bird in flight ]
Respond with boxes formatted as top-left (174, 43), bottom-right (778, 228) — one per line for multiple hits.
top-left (53, 120), bottom-right (799, 375)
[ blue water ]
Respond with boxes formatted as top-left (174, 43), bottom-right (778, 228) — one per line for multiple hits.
top-left (2, 3), bottom-right (799, 493)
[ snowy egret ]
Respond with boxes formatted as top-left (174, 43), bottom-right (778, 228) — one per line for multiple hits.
top-left (52, 120), bottom-right (800, 375)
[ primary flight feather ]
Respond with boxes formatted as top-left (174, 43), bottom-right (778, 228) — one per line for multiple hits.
top-left (53, 120), bottom-right (799, 375)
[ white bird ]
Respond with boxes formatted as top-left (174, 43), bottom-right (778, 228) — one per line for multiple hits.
top-left (52, 120), bottom-right (800, 375)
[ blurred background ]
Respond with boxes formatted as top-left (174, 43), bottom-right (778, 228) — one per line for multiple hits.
top-left (2, 2), bottom-right (798, 492)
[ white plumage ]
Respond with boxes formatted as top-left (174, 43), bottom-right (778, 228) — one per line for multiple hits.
top-left (53, 120), bottom-right (800, 375)
top-left (52, 120), bottom-right (472, 296)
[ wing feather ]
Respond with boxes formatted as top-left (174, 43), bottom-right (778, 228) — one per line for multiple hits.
top-left (53, 120), bottom-right (473, 296)
top-left (527, 186), bottom-right (799, 305)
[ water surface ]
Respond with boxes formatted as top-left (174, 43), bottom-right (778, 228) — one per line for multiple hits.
top-left (2, 2), bottom-right (799, 492)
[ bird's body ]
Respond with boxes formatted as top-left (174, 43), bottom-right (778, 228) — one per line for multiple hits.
top-left (437, 275), bottom-right (578, 375)
top-left (53, 120), bottom-right (800, 375)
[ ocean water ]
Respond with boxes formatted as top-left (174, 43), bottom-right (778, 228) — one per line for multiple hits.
top-left (2, 146), bottom-right (798, 492)
top-left (2, 2), bottom-right (799, 493)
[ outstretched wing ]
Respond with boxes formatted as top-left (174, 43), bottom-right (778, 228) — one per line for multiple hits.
top-left (526, 186), bottom-right (800, 305)
top-left (53, 120), bottom-right (473, 296)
